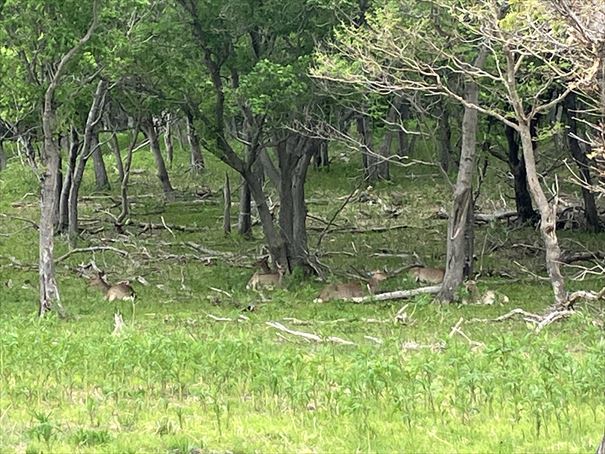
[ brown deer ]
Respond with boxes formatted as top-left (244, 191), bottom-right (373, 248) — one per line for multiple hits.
top-left (89, 272), bottom-right (136, 302)
top-left (246, 257), bottom-right (284, 290)
top-left (409, 266), bottom-right (445, 284)
top-left (315, 270), bottom-right (388, 302)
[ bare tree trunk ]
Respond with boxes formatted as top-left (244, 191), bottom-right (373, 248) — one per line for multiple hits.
top-left (505, 124), bottom-right (537, 223)
top-left (164, 114), bottom-right (174, 168)
top-left (223, 172), bottom-right (231, 234)
top-left (564, 93), bottom-right (602, 232)
top-left (439, 48), bottom-right (489, 302)
top-left (143, 117), bottom-right (174, 196)
top-left (519, 124), bottom-right (568, 306)
top-left (357, 115), bottom-right (379, 181)
top-left (0, 140), bottom-right (6, 170)
top-left (91, 132), bottom-right (110, 190)
top-left (596, 433), bottom-right (605, 454)
top-left (67, 80), bottom-right (108, 248)
top-left (291, 151), bottom-right (313, 270)
top-left (238, 176), bottom-right (252, 237)
top-left (109, 130), bottom-right (124, 183)
top-left (397, 102), bottom-right (410, 157)
top-left (186, 112), bottom-right (204, 174)
top-left (52, 153), bottom-right (63, 230)
top-left (58, 128), bottom-right (79, 232)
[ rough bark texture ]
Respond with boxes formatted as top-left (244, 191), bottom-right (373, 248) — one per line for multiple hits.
top-left (143, 117), bottom-right (174, 196)
top-left (439, 48), bottom-right (489, 302)
top-left (596, 434), bottom-right (605, 454)
top-left (91, 133), bottom-right (110, 190)
top-left (505, 124), bottom-right (537, 223)
top-left (186, 112), bottom-right (204, 174)
top-left (564, 93), bottom-right (602, 232)
top-left (357, 115), bottom-right (389, 181)
top-left (118, 127), bottom-right (139, 224)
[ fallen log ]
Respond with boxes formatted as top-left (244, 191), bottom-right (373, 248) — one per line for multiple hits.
top-left (349, 285), bottom-right (442, 303)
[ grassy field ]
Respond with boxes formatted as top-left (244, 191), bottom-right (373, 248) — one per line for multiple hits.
top-left (1, 143), bottom-right (604, 453)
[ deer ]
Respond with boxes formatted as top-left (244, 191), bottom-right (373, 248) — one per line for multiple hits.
top-left (409, 266), bottom-right (445, 284)
top-left (314, 270), bottom-right (388, 302)
top-left (89, 272), bottom-right (136, 302)
top-left (246, 257), bottom-right (284, 290)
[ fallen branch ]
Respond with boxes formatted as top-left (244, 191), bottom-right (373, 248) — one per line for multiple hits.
top-left (56, 246), bottom-right (128, 263)
top-left (566, 287), bottom-right (605, 307)
top-left (0, 213), bottom-right (39, 229)
top-left (560, 251), bottom-right (605, 264)
top-left (349, 285), bottom-right (442, 303)
top-left (309, 223), bottom-right (411, 234)
top-left (266, 321), bottom-right (356, 345)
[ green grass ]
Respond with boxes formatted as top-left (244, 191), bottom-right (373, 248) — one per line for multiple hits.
top-left (1, 142), bottom-right (604, 453)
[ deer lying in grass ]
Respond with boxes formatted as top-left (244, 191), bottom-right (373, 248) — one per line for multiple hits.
top-left (89, 272), bottom-right (136, 302)
top-left (409, 266), bottom-right (445, 284)
top-left (246, 257), bottom-right (284, 290)
top-left (314, 270), bottom-right (388, 302)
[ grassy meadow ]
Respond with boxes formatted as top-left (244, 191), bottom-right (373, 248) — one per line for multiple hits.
top-left (1, 142), bottom-right (604, 453)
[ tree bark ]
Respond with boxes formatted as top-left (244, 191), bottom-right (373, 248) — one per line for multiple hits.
top-left (505, 124), bottom-right (537, 223)
top-left (117, 126), bottom-right (139, 224)
top-left (223, 172), bottom-right (231, 234)
top-left (238, 176), bottom-right (252, 237)
top-left (439, 47), bottom-right (489, 302)
top-left (357, 115), bottom-right (378, 181)
top-left (518, 123), bottom-right (568, 306)
top-left (186, 111), bottom-right (204, 174)
top-left (58, 128), bottom-right (79, 233)
top-left (143, 117), bottom-right (174, 196)
top-left (67, 80), bottom-right (108, 248)
top-left (564, 93), bottom-right (602, 232)
top-left (164, 114), bottom-right (174, 168)
top-left (0, 140), bottom-right (6, 170)
top-left (91, 132), bottom-right (110, 190)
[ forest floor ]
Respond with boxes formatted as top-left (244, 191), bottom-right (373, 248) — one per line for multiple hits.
top-left (1, 145), bottom-right (604, 453)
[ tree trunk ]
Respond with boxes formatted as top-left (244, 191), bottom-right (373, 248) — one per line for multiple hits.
top-left (0, 140), bottom-right (6, 170)
top-left (91, 132), bottom-right (110, 190)
top-left (143, 117), bottom-right (174, 196)
top-left (58, 128), bottom-right (79, 233)
top-left (439, 47), bottom-right (489, 302)
top-left (117, 126), bottom-right (139, 224)
top-left (238, 176), bottom-right (253, 237)
top-left (186, 112), bottom-right (204, 174)
top-left (357, 115), bottom-right (379, 181)
top-left (67, 80), bottom-right (108, 247)
top-left (505, 124), bottom-right (537, 223)
top-left (564, 93), bottom-right (602, 232)
top-left (291, 150), bottom-right (313, 270)
top-left (519, 123), bottom-right (568, 306)
top-left (397, 102), bottom-right (410, 157)
top-left (437, 99), bottom-right (453, 172)
top-left (164, 114), bottom-right (174, 168)
top-left (596, 433), bottom-right (605, 454)
top-left (223, 172), bottom-right (231, 234)
top-left (52, 154), bottom-right (63, 230)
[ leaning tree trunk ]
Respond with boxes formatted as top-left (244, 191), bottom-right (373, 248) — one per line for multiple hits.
top-left (505, 124), bottom-right (537, 223)
top-left (564, 93), bottom-right (601, 232)
top-left (439, 47), bottom-right (489, 303)
top-left (91, 132), bottom-right (110, 190)
top-left (596, 433), bottom-right (605, 454)
top-left (143, 117), bottom-right (174, 196)
top-left (518, 124), bottom-right (568, 306)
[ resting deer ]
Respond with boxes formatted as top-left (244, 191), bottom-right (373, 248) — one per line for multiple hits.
top-left (409, 266), bottom-right (445, 284)
top-left (246, 257), bottom-right (284, 290)
top-left (315, 270), bottom-right (388, 302)
top-left (89, 272), bottom-right (136, 302)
